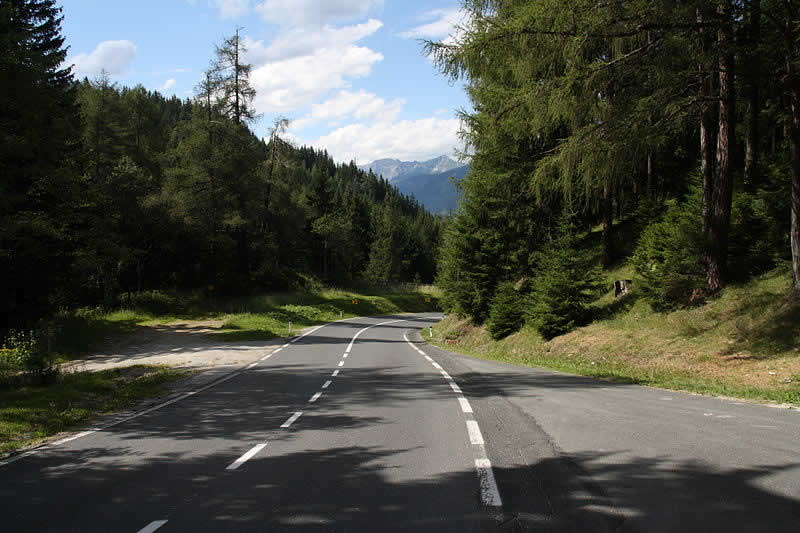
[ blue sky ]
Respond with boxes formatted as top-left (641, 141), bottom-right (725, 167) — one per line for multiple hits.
top-left (60, 0), bottom-right (471, 164)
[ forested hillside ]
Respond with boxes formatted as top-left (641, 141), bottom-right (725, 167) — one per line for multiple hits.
top-left (428, 0), bottom-right (799, 339)
top-left (1, 2), bottom-right (441, 331)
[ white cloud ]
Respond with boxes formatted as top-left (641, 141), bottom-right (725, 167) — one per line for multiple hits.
top-left (256, 0), bottom-right (378, 27)
top-left (244, 19), bottom-right (382, 63)
top-left (400, 8), bottom-right (467, 40)
top-left (71, 40), bottom-right (137, 77)
top-left (210, 0), bottom-right (250, 19)
top-left (291, 89), bottom-right (404, 130)
top-left (243, 20), bottom-right (384, 114)
top-left (289, 117), bottom-right (462, 164)
top-left (161, 78), bottom-right (177, 91)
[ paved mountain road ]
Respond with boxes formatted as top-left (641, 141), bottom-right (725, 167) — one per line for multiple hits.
top-left (1, 313), bottom-right (799, 532)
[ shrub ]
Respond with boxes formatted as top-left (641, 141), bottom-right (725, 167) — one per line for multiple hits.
top-left (487, 281), bottom-right (525, 340)
top-left (118, 290), bottom-right (180, 315)
top-left (1, 329), bottom-right (56, 382)
top-left (631, 193), bottom-right (705, 311)
top-left (528, 218), bottom-right (604, 339)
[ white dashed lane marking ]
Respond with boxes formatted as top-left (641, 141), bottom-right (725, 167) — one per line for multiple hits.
top-left (137, 520), bottom-right (168, 533)
top-left (281, 412), bottom-right (303, 428)
top-left (226, 443), bottom-right (267, 471)
top-left (402, 331), bottom-right (503, 512)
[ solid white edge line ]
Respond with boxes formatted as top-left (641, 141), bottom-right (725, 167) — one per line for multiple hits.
top-left (137, 520), bottom-right (169, 533)
top-left (431, 362), bottom-right (443, 370)
top-left (467, 420), bottom-right (485, 445)
top-left (281, 411), bottom-right (303, 428)
top-left (458, 397), bottom-right (474, 413)
top-left (226, 443), bottom-right (267, 471)
top-left (322, 380), bottom-right (332, 389)
top-left (309, 392), bottom-right (322, 403)
top-left (450, 382), bottom-right (463, 393)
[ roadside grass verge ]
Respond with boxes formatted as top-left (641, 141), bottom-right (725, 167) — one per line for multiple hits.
top-left (38, 285), bottom-right (441, 358)
top-left (215, 287), bottom-right (441, 341)
top-left (431, 270), bottom-right (800, 406)
top-left (0, 365), bottom-right (190, 455)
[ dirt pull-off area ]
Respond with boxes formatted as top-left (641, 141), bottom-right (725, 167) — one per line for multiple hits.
top-left (63, 320), bottom-right (280, 373)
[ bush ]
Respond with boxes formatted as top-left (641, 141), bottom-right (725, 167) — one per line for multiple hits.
top-left (528, 218), bottom-right (604, 339)
top-left (118, 290), bottom-right (181, 315)
top-left (1, 330), bottom-right (56, 383)
top-left (487, 281), bottom-right (525, 340)
top-left (631, 193), bottom-right (705, 311)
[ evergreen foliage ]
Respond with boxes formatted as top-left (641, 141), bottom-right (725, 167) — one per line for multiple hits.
top-left (0, 8), bottom-right (442, 331)
top-left (487, 281), bottom-right (525, 340)
top-left (528, 218), bottom-right (603, 340)
top-left (631, 193), bottom-right (705, 311)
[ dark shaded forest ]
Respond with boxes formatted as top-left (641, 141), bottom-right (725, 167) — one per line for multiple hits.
top-left (1, 1), bottom-right (441, 331)
top-left (428, 0), bottom-right (799, 339)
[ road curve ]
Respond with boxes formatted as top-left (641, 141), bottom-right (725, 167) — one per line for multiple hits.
top-left (0, 313), bottom-right (497, 532)
top-left (2, 313), bottom-right (799, 532)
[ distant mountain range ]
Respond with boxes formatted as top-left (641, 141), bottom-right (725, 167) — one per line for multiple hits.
top-left (358, 155), bottom-right (467, 214)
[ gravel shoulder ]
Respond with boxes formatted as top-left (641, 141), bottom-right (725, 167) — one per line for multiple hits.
top-left (62, 320), bottom-right (283, 374)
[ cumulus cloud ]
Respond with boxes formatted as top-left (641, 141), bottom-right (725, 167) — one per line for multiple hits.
top-left (161, 78), bottom-right (177, 91)
top-left (289, 117), bottom-right (462, 164)
top-left (256, 0), bottom-right (377, 27)
top-left (243, 20), bottom-right (383, 114)
top-left (71, 40), bottom-right (137, 77)
top-left (210, 0), bottom-right (251, 19)
top-left (400, 7), bottom-right (467, 40)
top-left (244, 19), bottom-right (382, 63)
top-left (291, 90), bottom-right (404, 130)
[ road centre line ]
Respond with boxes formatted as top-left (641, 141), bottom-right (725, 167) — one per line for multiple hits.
top-left (226, 443), bottom-right (267, 471)
top-left (342, 353), bottom-right (348, 358)
top-left (0, 315), bottom-right (434, 469)
top-left (332, 369), bottom-right (340, 377)
top-left (338, 361), bottom-right (345, 367)
top-left (281, 412), bottom-right (303, 428)
top-left (309, 392), bottom-right (322, 403)
top-left (322, 380), bottom-right (332, 389)
top-left (137, 520), bottom-right (168, 533)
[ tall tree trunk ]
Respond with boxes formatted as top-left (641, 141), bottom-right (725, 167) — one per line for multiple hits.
top-left (602, 175), bottom-right (614, 268)
top-left (698, 7), bottom-right (715, 238)
top-left (745, 0), bottom-right (762, 185)
top-left (708, 1), bottom-right (736, 292)
top-left (786, 6), bottom-right (800, 292)
top-left (234, 28), bottom-right (241, 124)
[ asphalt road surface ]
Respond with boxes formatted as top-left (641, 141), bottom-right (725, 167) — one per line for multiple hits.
top-left (1, 313), bottom-right (798, 532)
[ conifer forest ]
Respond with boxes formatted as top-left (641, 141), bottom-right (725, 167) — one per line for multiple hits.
top-left (1, 1), bottom-right (441, 331)
top-left (3, 0), bottom-right (800, 344)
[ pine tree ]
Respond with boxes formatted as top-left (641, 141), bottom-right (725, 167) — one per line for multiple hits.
top-left (0, 0), bottom-right (79, 326)
top-left (209, 27), bottom-right (256, 125)
top-left (487, 281), bottom-right (525, 340)
top-left (528, 216), bottom-right (604, 340)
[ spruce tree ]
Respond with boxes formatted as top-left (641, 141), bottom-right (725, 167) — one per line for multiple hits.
top-left (0, 0), bottom-right (79, 326)
top-left (528, 216), bottom-right (603, 340)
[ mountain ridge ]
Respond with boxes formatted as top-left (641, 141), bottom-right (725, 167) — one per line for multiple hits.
top-left (358, 155), bottom-right (462, 182)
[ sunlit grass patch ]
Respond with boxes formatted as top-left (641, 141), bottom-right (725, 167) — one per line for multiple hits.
top-left (0, 365), bottom-right (190, 455)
